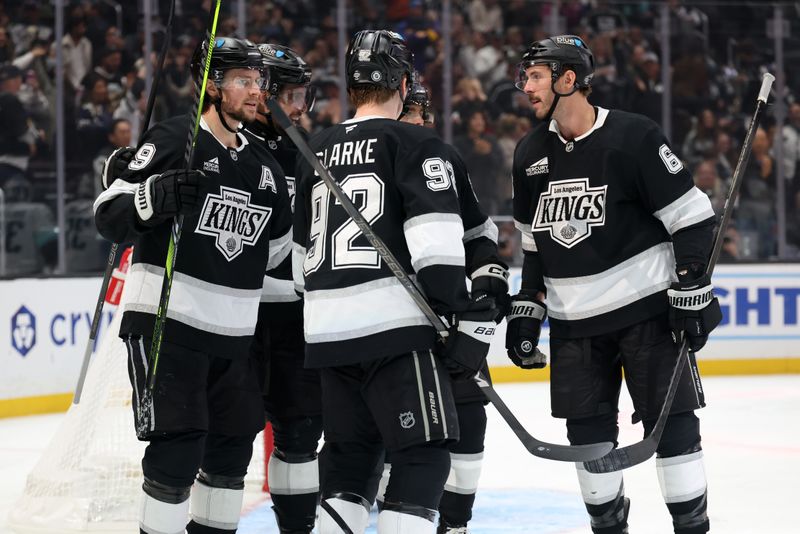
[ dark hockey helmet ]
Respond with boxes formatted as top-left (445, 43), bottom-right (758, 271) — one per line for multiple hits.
top-left (258, 43), bottom-right (315, 110)
top-left (190, 37), bottom-right (268, 88)
top-left (345, 30), bottom-right (414, 91)
top-left (401, 79), bottom-right (432, 122)
top-left (515, 35), bottom-right (594, 91)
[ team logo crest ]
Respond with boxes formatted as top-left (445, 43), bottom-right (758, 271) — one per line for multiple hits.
top-left (399, 411), bottom-right (415, 429)
top-left (195, 186), bottom-right (272, 261)
top-left (11, 305), bottom-right (36, 357)
top-left (268, 140), bottom-right (278, 150)
top-left (532, 178), bottom-right (607, 248)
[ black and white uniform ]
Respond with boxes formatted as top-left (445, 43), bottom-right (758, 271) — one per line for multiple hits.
top-left (244, 118), bottom-right (322, 534)
top-left (294, 117), bottom-right (474, 514)
top-left (376, 142), bottom-right (501, 531)
top-left (94, 114), bottom-right (292, 493)
top-left (512, 107), bottom-right (714, 534)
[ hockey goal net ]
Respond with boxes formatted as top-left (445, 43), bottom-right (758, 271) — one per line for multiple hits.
top-left (8, 277), bottom-right (271, 532)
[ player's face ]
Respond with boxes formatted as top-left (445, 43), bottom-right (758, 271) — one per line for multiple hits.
top-left (400, 103), bottom-right (424, 126)
top-left (220, 68), bottom-right (266, 123)
top-left (277, 83), bottom-right (314, 123)
top-left (521, 65), bottom-right (553, 120)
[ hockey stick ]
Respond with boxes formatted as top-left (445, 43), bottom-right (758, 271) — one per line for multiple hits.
top-left (136, 0), bottom-right (223, 437)
top-left (267, 99), bottom-right (612, 462)
top-left (583, 72), bottom-right (775, 474)
top-left (73, 0), bottom-right (177, 404)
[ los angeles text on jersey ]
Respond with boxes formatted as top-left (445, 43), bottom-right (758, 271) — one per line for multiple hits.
top-left (195, 186), bottom-right (272, 261)
top-left (532, 178), bottom-right (607, 248)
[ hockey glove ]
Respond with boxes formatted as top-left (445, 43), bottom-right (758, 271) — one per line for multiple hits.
top-left (505, 293), bottom-right (547, 369)
top-left (135, 169), bottom-right (208, 225)
top-left (667, 273), bottom-right (722, 352)
top-left (470, 261), bottom-right (510, 320)
top-left (441, 295), bottom-right (499, 381)
top-left (101, 146), bottom-right (136, 190)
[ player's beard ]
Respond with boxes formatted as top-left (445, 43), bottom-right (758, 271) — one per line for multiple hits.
top-left (223, 99), bottom-right (258, 124)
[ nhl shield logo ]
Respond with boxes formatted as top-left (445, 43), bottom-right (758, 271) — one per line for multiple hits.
top-left (399, 411), bottom-right (415, 429)
top-left (532, 178), bottom-right (607, 248)
top-left (195, 186), bottom-right (272, 261)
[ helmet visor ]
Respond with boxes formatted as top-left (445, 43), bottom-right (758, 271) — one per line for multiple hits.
top-left (515, 60), bottom-right (553, 91)
top-left (276, 85), bottom-right (316, 112)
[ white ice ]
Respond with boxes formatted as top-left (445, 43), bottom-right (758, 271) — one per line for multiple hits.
top-left (1, 375), bottom-right (798, 533)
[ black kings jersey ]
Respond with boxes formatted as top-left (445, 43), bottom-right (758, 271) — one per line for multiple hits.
top-left (243, 121), bottom-right (301, 310)
top-left (94, 115), bottom-right (293, 357)
top-left (294, 117), bottom-right (473, 367)
top-left (512, 107), bottom-right (714, 338)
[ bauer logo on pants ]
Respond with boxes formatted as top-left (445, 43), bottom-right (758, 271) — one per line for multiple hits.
top-left (195, 186), bottom-right (272, 261)
top-left (532, 178), bottom-right (607, 248)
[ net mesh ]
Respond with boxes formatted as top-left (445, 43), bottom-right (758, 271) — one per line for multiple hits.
top-left (8, 301), bottom-right (267, 532)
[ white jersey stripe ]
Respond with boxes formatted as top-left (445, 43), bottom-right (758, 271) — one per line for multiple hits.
top-left (292, 243), bottom-right (306, 293)
top-left (653, 187), bottom-right (715, 235)
top-left (266, 230), bottom-right (292, 270)
top-left (464, 217), bottom-right (499, 243)
top-left (261, 275), bottom-right (300, 302)
top-left (124, 263), bottom-right (260, 336)
top-left (403, 214), bottom-right (465, 272)
top-left (93, 177), bottom-right (138, 214)
top-left (546, 243), bottom-right (676, 321)
top-left (303, 276), bottom-right (431, 342)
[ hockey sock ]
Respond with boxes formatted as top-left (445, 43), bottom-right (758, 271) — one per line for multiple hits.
top-left (318, 492), bottom-right (371, 534)
top-left (657, 450), bottom-right (709, 534)
top-left (186, 470), bottom-right (245, 534)
top-left (139, 479), bottom-right (191, 534)
top-left (378, 502), bottom-right (437, 534)
top-left (269, 449), bottom-right (319, 532)
top-left (376, 462), bottom-right (391, 510)
top-left (438, 451), bottom-right (483, 528)
top-left (575, 464), bottom-right (629, 534)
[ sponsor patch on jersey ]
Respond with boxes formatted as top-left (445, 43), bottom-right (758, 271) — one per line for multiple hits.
top-left (525, 157), bottom-right (549, 176)
top-left (658, 144), bottom-right (684, 174)
top-left (532, 178), bottom-right (607, 248)
top-left (195, 186), bottom-right (272, 261)
top-left (203, 157), bottom-right (220, 173)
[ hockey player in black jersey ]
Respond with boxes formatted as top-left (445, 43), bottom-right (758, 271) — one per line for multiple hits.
top-left (508, 35), bottom-right (721, 534)
top-left (243, 43), bottom-right (321, 534)
top-left (373, 80), bottom-right (505, 534)
top-left (398, 79), bottom-right (434, 127)
top-left (93, 37), bottom-right (293, 534)
top-left (293, 30), bottom-right (500, 534)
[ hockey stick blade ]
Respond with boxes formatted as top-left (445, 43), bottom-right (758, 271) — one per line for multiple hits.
top-left (582, 339), bottom-right (689, 473)
top-left (269, 98), bottom-right (614, 463)
top-left (475, 372), bottom-right (613, 462)
top-left (584, 72), bottom-right (775, 474)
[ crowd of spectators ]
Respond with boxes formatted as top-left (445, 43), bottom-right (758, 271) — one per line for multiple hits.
top-left (1, 0), bottom-right (799, 276)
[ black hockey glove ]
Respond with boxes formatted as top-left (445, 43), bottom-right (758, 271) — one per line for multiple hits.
top-left (441, 295), bottom-right (499, 381)
top-left (101, 146), bottom-right (136, 190)
top-left (505, 293), bottom-right (547, 369)
top-left (470, 261), bottom-right (510, 320)
top-left (135, 169), bottom-right (208, 225)
top-left (667, 273), bottom-right (722, 352)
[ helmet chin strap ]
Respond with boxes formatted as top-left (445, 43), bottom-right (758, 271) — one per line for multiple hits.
top-left (544, 75), bottom-right (580, 123)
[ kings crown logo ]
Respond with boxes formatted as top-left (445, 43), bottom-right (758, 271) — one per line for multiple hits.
top-left (532, 178), bottom-right (607, 248)
top-left (195, 186), bottom-right (272, 261)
